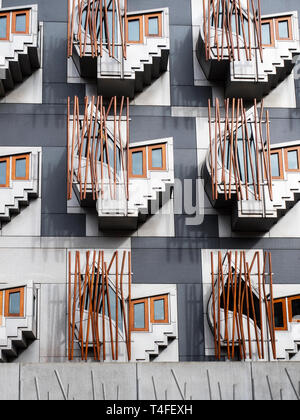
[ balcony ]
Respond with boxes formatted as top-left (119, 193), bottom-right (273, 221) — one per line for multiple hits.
top-left (0, 4), bottom-right (41, 97)
top-left (197, 0), bottom-right (300, 100)
top-left (67, 95), bottom-right (174, 230)
top-left (68, 0), bottom-right (169, 98)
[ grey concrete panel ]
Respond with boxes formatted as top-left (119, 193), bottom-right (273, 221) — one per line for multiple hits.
top-left (3, 0), bottom-right (68, 22)
top-left (20, 363), bottom-right (137, 400)
top-left (130, 116), bottom-right (197, 149)
top-left (0, 364), bottom-right (20, 400)
top-left (171, 86), bottom-right (213, 107)
top-left (174, 148), bottom-right (198, 180)
top-left (267, 250), bottom-right (300, 284)
top-left (41, 214), bottom-right (86, 237)
top-left (137, 362), bottom-right (252, 400)
top-left (43, 23), bottom-right (68, 83)
top-left (43, 83), bottom-right (85, 105)
top-left (251, 362), bottom-right (300, 400)
top-left (42, 147), bottom-right (67, 214)
top-left (177, 284), bottom-right (205, 361)
top-left (170, 26), bottom-right (195, 87)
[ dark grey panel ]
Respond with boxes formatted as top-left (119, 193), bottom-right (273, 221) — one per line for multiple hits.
top-left (41, 147), bottom-right (67, 214)
top-left (132, 248), bottom-right (202, 284)
top-left (177, 284), bottom-right (205, 361)
top-left (42, 214), bottom-right (86, 237)
top-left (171, 86), bottom-right (212, 107)
top-left (128, 0), bottom-right (192, 26)
top-left (129, 106), bottom-right (171, 117)
top-left (2, 0), bottom-right (68, 22)
top-left (43, 23), bottom-right (68, 84)
top-left (174, 148), bottom-right (198, 180)
top-left (130, 116), bottom-right (197, 149)
top-left (169, 26), bottom-right (194, 87)
top-left (267, 250), bottom-right (300, 284)
top-left (174, 215), bottom-right (219, 239)
top-left (43, 83), bottom-right (85, 105)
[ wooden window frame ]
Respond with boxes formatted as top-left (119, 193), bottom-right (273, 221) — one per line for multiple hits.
top-left (288, 295), bottom-right (300, 323)
top-left (150, 294), bottom-right (169, 324)
top-left (148, 143), bottom-right (167, 171)
top-left (145, 13), bottom-right (162, 38)
top-left (12, 154), bottom-right (30, 181)
top-left (126, 15), bottom-right (143, 44)
top-left (272, 298), bottom-right (288, 331)
top-left (0, 157), bottom-right (10, 187)
top-left (261, 18), bottom-right (275, 47)
top-left (4, 287), bottom-right (25, 318)
top-left (275, 16), bottom-right (293, 41)
top-left (270, 150), bottom-right (284, 180)
top-left (129, 147), bottom-right (147, 178)
top-left (284, 147), bottom-right (300, 173)
top-left (11, 9), bottom-right (30, 35)
top-left (0, 291), bottom-right (3, 326)
top-left (0, 12), bottom-right (10, 41)
top-left (130, 298), bottom-right (149, 332)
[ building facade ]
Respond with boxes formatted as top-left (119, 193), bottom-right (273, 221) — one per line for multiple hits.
top-left (0, 0), bottom-right (300, 400)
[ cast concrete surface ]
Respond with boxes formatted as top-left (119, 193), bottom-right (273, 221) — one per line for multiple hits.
top-left (0, 362), bottom-right (299, 400)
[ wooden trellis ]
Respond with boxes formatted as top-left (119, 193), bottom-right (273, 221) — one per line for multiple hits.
top-left (208, 97), bottom-right (273, 202)
top-left (68, 250), bottom-right (132, 361)
top-left (67, 95), bottom-right (130, 202)
top-left (67, 0), bottom-right (127, 59)
top-left (203, 0), bottom-right (263, 61)
top-left (210, 251), bottom-right (276, 361)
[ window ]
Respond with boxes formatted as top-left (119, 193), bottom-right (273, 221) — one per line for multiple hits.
top-left (4, 287), bottom-right (24, 317)
top-left (0, 291), bottom-right (2, 326)
top-left (145, 13), bottom-right (162, 37)
top-left (126, 16), bottom-right (143, 43)
top-left (148, 144), bottom-right (166, 171)
top-left (131, 298), bottom-right (149, 332)
top-left (0, 13), bottom-right (9, 40)
top-left (284, 147), bottom-right (300, 172)
top-left (261, 19), bottom-right (275, 47)
top-left (150, 295), bottom-right (168, 324)
top-left (129, 147), bottom-right (146, 178)
top-left (272, 298), bottom-right (287, 331)
top-left (270, 150), bottom-right (283, 179)
top-left (288, 295), bottom-right (300, 323)
top-left (0, 157), bottom-right (10, 187)
top-left (12, 10), bottom-right (30, 34)
top-left (12, 154), bottom-right (30, 180)
top-left (275, 16), bottom-right (292, 41)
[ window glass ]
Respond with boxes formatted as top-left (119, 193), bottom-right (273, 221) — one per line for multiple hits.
top-left (274, 301), bottom-right (285, 328)
top-left (15, 13), bottom-right (26, 32)
top-left (291, 298), bottom-right (300, 321)
top-left (131, 151), bottom-right (144, 176)
top-left (128, 19), bottom-right (140, 42)
top-left (271, 153), bottom-right (280, 177)
top-left (134, 302), bottom-right (145, 329)
top-left (151, 148), bottom-right (163, 168)
top-left (9, 292), bottom-right (20, 315)
top-left (262, 22), bottom-right (271, 45)
top-left (0, 160), bottom-right (7, 185)
top-left (153, 299), bottom-right (165, 321)
top-left (0, 16), bottom-right (7, 39)
top-left (287, 150), bottom-right (298, 170)
top-left (278, 20), bottom-right (289, 39)
top-left (15, 158), bottom-right (27, 178)
top-left (148, 17), bottom-right (159, 35)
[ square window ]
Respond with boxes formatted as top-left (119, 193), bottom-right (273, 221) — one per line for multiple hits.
top-left (148, 144), bottom-right (166, 171)
top-left (261, 19), bottom-right (275, 47)
top-left (150, 295), bottom-right (168, 324)
top-left (288, 296), bottom-right (300, 323)
top-left (4, 287), bottom-right (24, 317)
top-left (12, 10), bottom-right (30, 34)
top-left (131, 298), bottom-right (149, 331)
top-left (145, 13), bottom-right (162, 37)
top-left (127, 16), bottom-right (143, 43)
top-left (129, 147), bottom-right (146, 178)
top-left (284, 148), bottom-right (300, 172)
top-left (276, 17), bottom-right (292, 41)
top-left (12, 154), bottom-right (30, 180)
top-left (270, 150), bottom-right (283, 179)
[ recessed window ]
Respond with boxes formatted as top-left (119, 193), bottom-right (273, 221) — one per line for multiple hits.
top-left (4, 287), bottom-right (24, 317)
top-left (131, 298), bottom-right (149, 331)
top-left (127, 16), bottom-right (143, 43)
top-left (275, 17), bottom-right (292, 41)
top-left (0, 158), bottom-right (9, 187)
top-left (271, 153), bottom-right (280, 178)
top-left (273, 299), bottom-right (287, 331)
top-left (287, 150), bottom-right (298, 170)
top-left (148, 144), bottom-right (166, 171)
top-left (0, 13), bottom-right (9, 40)
top-left (261, 19), bottom-right (275, 47)
top-left (288, 296), bottom-right (300, 323)
top-left (12, 10), bottom-right (30, 34)
top-left (145, 13), bottom-right (162, 37)
top-left (129, 147), bottom-right (146, 178)
top-left (150, 295), bottom-right (168, 324)
top-left (12, 154), bottom-right (30, 180)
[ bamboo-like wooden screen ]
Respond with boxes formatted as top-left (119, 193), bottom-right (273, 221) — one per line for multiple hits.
top-left (68, 250), bottom-right (132, 361)
top-left (202, 0), bottom-right (263, 62)
top-left (210, 251), bottom-right (276, 361)
top-left (208, 97), bottom-right (273, 202)
top-left (67, 0), bottom-right (127, 58)
top-left (67, 95), bottom-right (130, 202)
